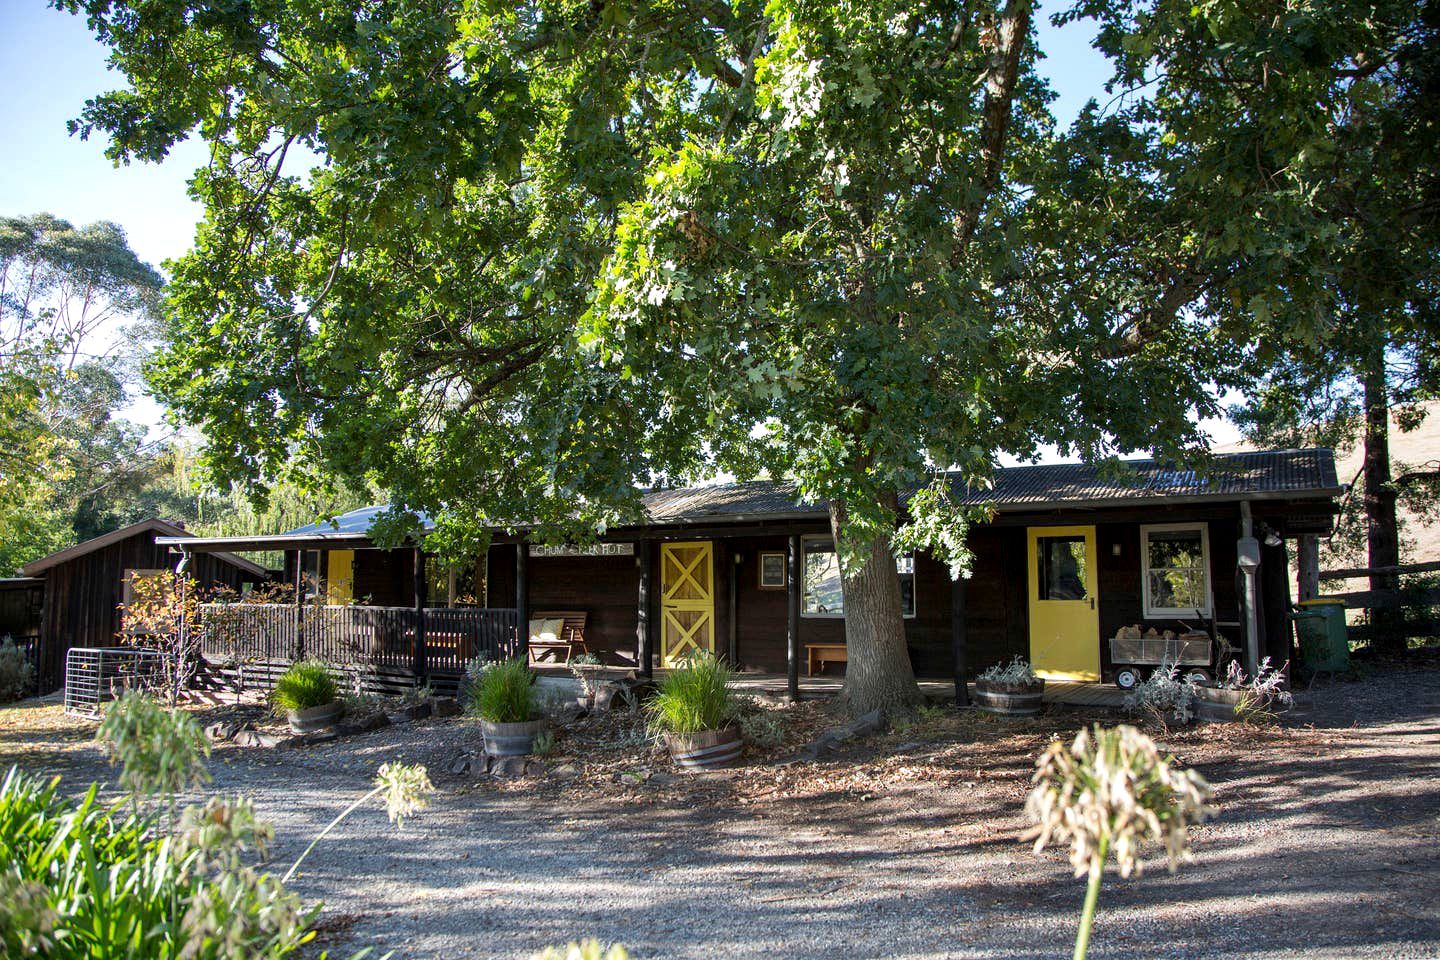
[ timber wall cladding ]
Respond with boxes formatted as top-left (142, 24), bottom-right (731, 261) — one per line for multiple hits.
top-left (527, 552), bottom-right (641, 662)
top-left (36, 531), bottom-right (252, 692)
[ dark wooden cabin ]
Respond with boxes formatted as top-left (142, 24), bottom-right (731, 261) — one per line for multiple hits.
top-left (21, 519), bottom-right (270, 692)
top-left (164, 449), bottom-right (1340, 696)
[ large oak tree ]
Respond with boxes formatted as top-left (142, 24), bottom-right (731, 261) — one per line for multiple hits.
top-left (60, 0), bottom-right (1433, 713)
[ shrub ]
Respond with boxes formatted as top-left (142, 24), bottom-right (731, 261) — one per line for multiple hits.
top-left (0, 635), bottom-right (34, 703)
top-left (271, 659), bottom-right (338, 712)
top-left (1216, 657), bottom-right (1294, 723)
top-left (97, 691), bottom-right (211, 809)
top-left (646, 652), bottom-right (734, 735)
top-left (734, 698), bottom-right (786, 750)
top-left (976, 656), bottom-right (1041, 688)
top-left (1123, 661), bottom-right (1193, 727)
top-left (0, 767), bottom-right (314, 959)
top-left (468, 658), bottom-right (535, 723)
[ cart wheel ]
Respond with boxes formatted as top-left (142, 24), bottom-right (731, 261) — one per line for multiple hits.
top-left (1115, 667), bottom-right (1140, 690)
top-left (1182, 668), bottom-right (1211, 686)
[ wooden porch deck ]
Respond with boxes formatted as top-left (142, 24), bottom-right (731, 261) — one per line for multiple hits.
top-left (727, 674), bottom-right (1126, 709)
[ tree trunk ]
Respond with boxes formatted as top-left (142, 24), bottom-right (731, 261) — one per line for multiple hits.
top-left (830, 497), bottom-right (924, 717)
top-left (1362, 342), bottom-right (1404, 655)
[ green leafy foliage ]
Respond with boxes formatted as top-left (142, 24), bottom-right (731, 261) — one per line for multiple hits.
top-left (0, 767), bottom-right (315, 959)
top-left (96, 691), bottom-right (211, 804)
top-left (646, 653), bottom-right (735, 735)
top-left (0, 636), bottom-right (35, 702)
top-left (59, 0), bottom-right (1438, 711)
top-left (468, 658), bottom-right (535, 724)
top-left (271, 659), bottom-right (339, 712)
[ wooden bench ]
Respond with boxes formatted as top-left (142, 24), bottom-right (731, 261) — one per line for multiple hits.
top-left (527, 610), bottom-right (589, 666)
top-left (806, 643), bottom-right (848, 676)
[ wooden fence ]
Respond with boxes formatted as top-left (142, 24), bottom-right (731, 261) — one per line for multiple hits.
top-left (1316, 561), bottom-right (1440, 642)
top-left (197, 603), bottom-right (521, 691)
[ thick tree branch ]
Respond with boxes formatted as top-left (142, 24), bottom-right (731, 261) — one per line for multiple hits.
top-left (950, 0), bottom-right (1033, 265)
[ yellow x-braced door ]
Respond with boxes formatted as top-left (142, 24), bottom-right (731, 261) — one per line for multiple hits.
top-left (660, 542), bottom-right (715, 667)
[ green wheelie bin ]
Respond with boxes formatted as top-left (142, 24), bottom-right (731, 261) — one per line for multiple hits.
top-left (1293, 598), bottom-right (1349, 672)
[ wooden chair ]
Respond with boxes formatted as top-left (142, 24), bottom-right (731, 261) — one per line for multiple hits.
top-left (527, 610), bottom-right (589, 666)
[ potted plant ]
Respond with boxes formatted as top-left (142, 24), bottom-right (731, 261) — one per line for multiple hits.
top-left (272, 659), bottom-right (342, 734)
top-left (468, 658), bottom-right (547, 756)
top-left (646, 652), bottom-right (742, 770)
top-left (570, 652), bottom-right (604, 709)
top-left (1192, 658), bottom-right (1293, 723)
top-left (973, 656), bottom-right (1045, 716)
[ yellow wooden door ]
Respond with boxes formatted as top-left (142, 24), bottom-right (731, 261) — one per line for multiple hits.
top-left (1027, 526), bottom-right (1101, 681)
top-left (660, 542), bottom-right (715, 667)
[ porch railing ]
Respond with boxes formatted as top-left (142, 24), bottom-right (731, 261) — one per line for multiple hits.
top-left (197, 603), bottom-right (521, 678)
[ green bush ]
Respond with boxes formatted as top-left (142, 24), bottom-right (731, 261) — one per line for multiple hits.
top-left (0, 766), bottom-right (314, 959)
top-left (646, 652), bottom-right (735, 735)
top-left (0, 635), bottom-right (34, 703)
top-left (467, 658), bottom-right (535, 723)
top-left (271, 659), bottom-right (338, 712)
top-left (97, 692), bottom-right (211, 806)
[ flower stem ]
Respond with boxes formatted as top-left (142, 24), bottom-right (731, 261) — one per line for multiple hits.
top-left (282, 784), bottom-right (382, 884)
top-left (1073, 835), bottom-right (1109, 960)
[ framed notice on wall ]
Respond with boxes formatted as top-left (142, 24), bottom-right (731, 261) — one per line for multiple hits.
top-left (758, 551), bottom-right (786, 589)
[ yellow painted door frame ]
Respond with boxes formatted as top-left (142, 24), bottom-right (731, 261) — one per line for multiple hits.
top-left (660, 541), bottom-right (716, 667)
top-left (1026, 526), bottom-right (1101, 682)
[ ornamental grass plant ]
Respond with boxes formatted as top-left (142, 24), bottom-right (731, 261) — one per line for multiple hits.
top-left (468, 657), bottom-right (535, 724)
top-left (271, 659), bottom-right (338, 712)
top-left (646, 652), bottom-right (735, 735)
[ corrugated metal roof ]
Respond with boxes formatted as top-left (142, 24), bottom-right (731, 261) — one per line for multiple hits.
top-left (279, 448), bottom-right (1339, 537)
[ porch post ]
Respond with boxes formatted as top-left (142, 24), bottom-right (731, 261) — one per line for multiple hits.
top-left (950, 575), bottom-right (969, 708)
top-left (637, 543), bottom-right (653, 679)
top-left (515, 541), bottom-right (529, 661)
top-left (1296, 535), bottom-right (1320, 602)
top-left (412, 547), bottom-right (427, 682)
top-left (727, 546), bottom-right (739, 665)
top-left (787, 533), bottom-right (801, 702)
top-left (293, 550), bottom-right (305, 661)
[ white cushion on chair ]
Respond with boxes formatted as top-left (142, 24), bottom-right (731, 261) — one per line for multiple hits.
top-left (528, 617), bottom-right (564, 644)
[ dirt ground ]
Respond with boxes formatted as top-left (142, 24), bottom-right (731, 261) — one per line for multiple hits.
top-left (3, 664), bottom-right (1438, 960)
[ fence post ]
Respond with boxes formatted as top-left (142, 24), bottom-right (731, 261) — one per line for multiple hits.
top-left (293, 550), bottom-right (306, 661)
top-left (413, 547), bottom-right (427, 684)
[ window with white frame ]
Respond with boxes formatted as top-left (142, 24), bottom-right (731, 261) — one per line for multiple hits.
top-left (1140, 524), bottom-right (1212, 617)
top-left (801, 538), bottom-right (916, 618)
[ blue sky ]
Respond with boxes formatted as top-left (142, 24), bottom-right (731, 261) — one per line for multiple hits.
top-left (0, 0), bottom-right (1239, 448)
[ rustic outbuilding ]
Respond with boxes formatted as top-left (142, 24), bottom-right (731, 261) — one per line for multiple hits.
top-left (162, 448), bottom-right (1340, 698)
top-left (21, 518), bottom-right (270, 692)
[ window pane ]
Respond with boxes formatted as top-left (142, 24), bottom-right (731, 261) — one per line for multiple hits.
top-left (899, 573), bottom-right (915, 618)
top-left (803, 541), bottom-right (844, 615)
top-left (1037, 536), bottom-right (1088, 601)
top-left (1149, 570), bottom-right (1206, 611)
top-left (1148, 531), bottom-right (1203, 570)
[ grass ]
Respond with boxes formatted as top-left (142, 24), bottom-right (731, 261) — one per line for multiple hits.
top-left (468, 658), bottom-right (535, 724)
top-left (271, 660), bottom-right (338, 712)
top-left (646, 652), bottom-right (735, 735)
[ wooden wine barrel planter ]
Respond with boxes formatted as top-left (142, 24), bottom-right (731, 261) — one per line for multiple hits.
top-left (1192, 686), bottom-right (1245, 723)
top-left (974, 681), bottom-right (1045, 717)
top-left (481, 717), bottom-right (548, 756)
top-left (667, 726), bottom-right (743, 771)
top-left (287, 701), bottom-right (342, 735)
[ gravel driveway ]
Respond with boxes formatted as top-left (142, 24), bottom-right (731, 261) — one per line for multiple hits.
top-left (5, 665), bottom-right (1438, 959)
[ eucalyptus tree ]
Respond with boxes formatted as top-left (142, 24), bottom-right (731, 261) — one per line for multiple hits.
top-left (60, 0), bottom-right (1427, 712)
